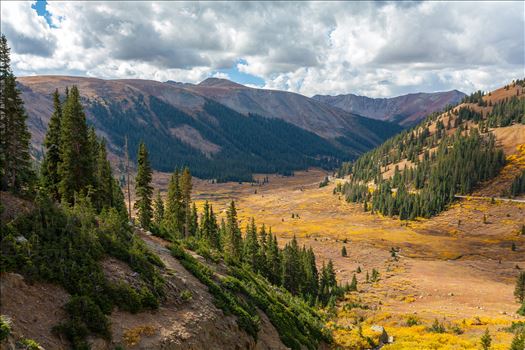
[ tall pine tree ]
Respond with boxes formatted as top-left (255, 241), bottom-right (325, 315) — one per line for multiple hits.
top-left (134, 142), bottom-right (153, 229)
top-left (153, 190), bottom-right (164, 227)
top-left (41, 89), bottom-right (62, 199)
top-left (164, 168), bottom-right (182, 235)
top-left (224, 201), bottom-right (242, 262)
top-left (58, 86), bottom-right (92, 203)
top-left (0, 35), bottom-right (33, 193)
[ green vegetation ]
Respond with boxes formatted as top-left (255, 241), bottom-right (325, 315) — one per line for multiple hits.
top-left (170, 242), bottom-right (330, 349)
top-left (89, 97), bottom-right (351, 182)
top-left (336, 110), bottom-right (506, 219)
top-left (0, 315), bottom-right (11, 341)
top-left (510, 170), bottom-right (525, 197)
top-left (19, 338), bottom-right (40, 350)
top-left (486, 96), bottom-right (525, 127)
top-left (0, 34), bottom-right (34, 194)
top-left (480, 328), bottom-right (492, 350)
top-left (134, 142), bottom-right (153, 229)
top-left (0, 37), bottom-right (165, 349)
top-left (1, 195), bottom-right (164, 348)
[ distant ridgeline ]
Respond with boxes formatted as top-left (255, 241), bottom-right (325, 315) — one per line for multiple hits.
top-left (87, 96), bottom-right (389, 182)
top-left (335, 79), bottom-right (525, 220)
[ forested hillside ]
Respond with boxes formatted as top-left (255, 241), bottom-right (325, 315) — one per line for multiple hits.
top-left (18, 76), bottom-right (402, 182)
top-left (0, 35), bottom-right (341, 349)
top-left (335, 80), bottom-right (525, 219)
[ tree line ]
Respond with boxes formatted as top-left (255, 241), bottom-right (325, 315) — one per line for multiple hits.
top-left (133, 143), bottom-right (347, 306)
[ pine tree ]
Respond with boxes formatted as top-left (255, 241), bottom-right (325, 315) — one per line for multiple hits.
top-left (58, 86), bottom-right (92, 203)
top-left (165, 168), bottom-right (182, 235)
top-left (515, 271), bottom-right (525, 303)
top-left (257, 224), bottom-right (268, 276)
top-left (266, 231), bottom-right (281, 285)
top-left (302, 247), bottom-right (319, 302)
top-left (200, 201), bottom-right (211, 241)
top-left (281, 236), bottom-right (302, 295)
top-left (189, 203), bottom-right (198, 236)
top-left (371, 268), bottom-right (380, 282)
top-left (224, 201), bottom-right (242, 262)
top-left (349, 274), bottom-right (358, 291)
top-left (95, 139), bottom-right (113, 210)
top-left (341, 246), bottom-right (347, 257)
top-left (181, 167), bottom-right (192, 237)
top-left (509, 329), bottom-right (525, 350)
top-left (134, 142), bottom-right (153, 229)
top-left (41, 89), bottom-right (62, 199)
top-left (153, 190), bottom-right (164, 227)
top-left (480, 329), bottom-right (491, 350)
top-left (243, 218), bottom-right (260, 271)
top-left (0, 35), bottom-right (34, 193)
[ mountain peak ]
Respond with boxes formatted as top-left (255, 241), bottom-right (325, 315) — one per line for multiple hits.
top-left (198, 77), bottom-right (247, 89)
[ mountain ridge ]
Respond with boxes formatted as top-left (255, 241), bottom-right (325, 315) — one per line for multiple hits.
top-left (313, 89), bottom-right (466, 127)
top-left (18, 75), bottom-right (402, 181)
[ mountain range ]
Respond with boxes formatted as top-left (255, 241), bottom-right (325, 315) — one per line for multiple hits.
top-left (313, 90), bottom-right (465, 127)
top-left (18, 76), bottom-right (461, 181)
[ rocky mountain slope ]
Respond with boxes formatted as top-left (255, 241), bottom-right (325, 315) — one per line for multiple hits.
top-left (18, 76), bottom-right (402, 182)
top-left (313, 90), bottom-right (466, 127)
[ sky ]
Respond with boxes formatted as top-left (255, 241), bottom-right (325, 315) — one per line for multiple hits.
top-left (1, 1), bottom-right (524, 97)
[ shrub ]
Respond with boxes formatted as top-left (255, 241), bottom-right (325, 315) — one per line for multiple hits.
top-left (0, 315), bottom-right (11, 341)
top-left (427, 319), bottom-right (446, 333)
top-left (19, 338), bottom-right (40, 350)
top-left (180, 290), bottom-right (193, 301)
top-left (405, 315), bottom-right (421, 327)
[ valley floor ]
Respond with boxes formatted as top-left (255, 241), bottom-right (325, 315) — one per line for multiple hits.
top-left (188, 168), bottom-right (525, 349)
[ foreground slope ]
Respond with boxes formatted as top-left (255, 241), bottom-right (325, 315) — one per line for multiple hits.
top-left (313, 90), bottom-right (466, 127)
top-left (18, 76), bottom-right (401, 181)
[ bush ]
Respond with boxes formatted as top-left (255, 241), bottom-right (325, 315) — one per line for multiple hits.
top-left (427, 319), bottom-right (446, 333)
top-left (180, 290), bottom-right (193, 301)
top-left (1, 199), bottom-right (165, 349)
top-left (0, 315), bottom-right (11, 341)
top-left (405, 315), bottom-right (421, 327)
top-left (19, 338), bottom-right (40, 350)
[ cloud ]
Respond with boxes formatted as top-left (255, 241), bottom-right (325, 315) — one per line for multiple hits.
top-left (1, 1), bottom-right (523, 97)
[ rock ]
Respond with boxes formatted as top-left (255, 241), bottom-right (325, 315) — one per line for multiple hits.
top-left (14, 235), bottom-right (28, 243)
top-left (370, 325), bottom-right (389, 345)
top-left (448, 292), bottom-right (454, 296)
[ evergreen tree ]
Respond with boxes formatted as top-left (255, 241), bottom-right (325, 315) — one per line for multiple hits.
top-left (164, 168), bottom-right (182, 235)
top-left (181, 167), bottom-right (192, 237)
top-left (153, 190), bottom-right (164, 227)
top-left (58, 86), bottom-right (92, 203)
top-left (224, 201), bottom-right (242, 262)
top-left (0, 34), bottom-right (33, 193)
top-left (257, 224), bottom-right (268, 276)
top-left (341, 246), bottom-right (347, 257)
top-left (243, 218), bottom-right (260, 271)
top-left (281, 236), bottom-right (302, 295)
top-left (349, 274), bottom-right (358, 291)
top-left (302, 247), bottom-right (319, 302)
top-left (95, 139), bottom-right (113, 210)
top-left (189, 203), bottom-right (198, 236)
top-left (266, 231), bottom-right (281, 285)
top-left (41, 89), bottom-right (62, 199)
top-left (480, 329), bottom-right (491, 350)
top-left (134, 142), bottom-right (153, 229)
top-left (509, 329), bottom-right (525, 350)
